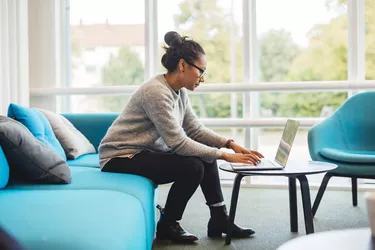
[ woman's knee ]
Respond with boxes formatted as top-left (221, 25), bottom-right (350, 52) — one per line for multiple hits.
top-left (180, 157), bottom-right (205, 179)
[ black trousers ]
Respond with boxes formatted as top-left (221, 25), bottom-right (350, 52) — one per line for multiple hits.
top-left (101, 151), bottom-right (224, 221)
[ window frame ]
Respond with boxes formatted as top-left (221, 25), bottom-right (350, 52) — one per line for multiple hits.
top-left (30, 0), bottom-right (372, 190)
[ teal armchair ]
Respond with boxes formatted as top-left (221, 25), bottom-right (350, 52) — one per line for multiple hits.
top-left (308, 91), bottom-right (375, 217)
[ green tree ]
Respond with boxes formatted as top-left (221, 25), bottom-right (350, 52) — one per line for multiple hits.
top-left (173, 0), bottom-right (375, 118)
top-left (259, 29), bottom-right (300, 82)
top-left (282, 2), bottom-right (349, 117)
top-left (100, 46), bottom-right (144, 111)
top-left (257, 0), bottom-right (358, 117)
top-left (365, 0), bottom-right (375, 80)
top-left (258, 29), bottom-right (300, 116)
top-left (279, 0), bottom-right (375, 116)
top-left (323, 0), bottom-right (375, 79)
top-left (172, 0), bottom-right (244, 118)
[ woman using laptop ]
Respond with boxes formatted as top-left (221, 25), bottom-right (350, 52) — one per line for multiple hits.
top-left (99, 31), bottom-right (264, 243)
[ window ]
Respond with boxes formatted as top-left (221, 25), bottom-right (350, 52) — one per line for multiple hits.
top-left (69, 95), bottom-right (132, 113)
top-left (158, 0), bottom-right (243, 84)
top-left (366, 0), bottom-right (375, 80)
top-left (255, 0), bottom-right (349, 185)
top-left (257, 0), bottom-right (348, 83)
top-left (69, 0), bottom-right (145, 112)
top-left (85, 65), bottom-right (97, 73)
top-left (257, 0), bottom-right (349, 118)
top-left (158, 0), bottom-right (243, 122)
top-left (29, 0), bottom-right (372, 188)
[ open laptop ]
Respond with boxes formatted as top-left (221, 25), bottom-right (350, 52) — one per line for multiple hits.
top-left (231, 119), bottom-right (299, 171)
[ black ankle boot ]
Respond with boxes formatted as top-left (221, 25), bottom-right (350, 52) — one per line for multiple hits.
top-left (207, 205), bottom-right (255, 238)
top-left (155, 205), bottom-right (198, 243)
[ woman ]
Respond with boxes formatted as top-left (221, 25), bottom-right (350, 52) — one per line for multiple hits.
top-left (99, 31), bottom-right (264, 243)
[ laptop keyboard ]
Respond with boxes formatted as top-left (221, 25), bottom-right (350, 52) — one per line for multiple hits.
top-left (257, 158), bottom-right (277, 167)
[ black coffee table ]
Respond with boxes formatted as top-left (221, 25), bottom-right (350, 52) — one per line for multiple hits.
top-left (219, 161), bottom-right (337, 245)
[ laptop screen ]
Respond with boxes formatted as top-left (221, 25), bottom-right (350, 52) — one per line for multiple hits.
top-left (274, 119), bottom-right (299, 167)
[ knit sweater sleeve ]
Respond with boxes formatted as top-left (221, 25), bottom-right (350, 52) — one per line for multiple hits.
top-left (141, 85), bottom-right (221, 163)
top-left (182, 96), bottom-right (227, 148)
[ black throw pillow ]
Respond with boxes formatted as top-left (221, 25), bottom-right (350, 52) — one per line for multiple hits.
top-left (0, 116), bottom-right (71, 184)
top-left (0, 227), bottom-right (25, 250)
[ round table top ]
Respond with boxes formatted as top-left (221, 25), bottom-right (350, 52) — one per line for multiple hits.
top-left (219, 161), bottom-right (337, 176)
top-left (277, 228), bottom-right (372, 250)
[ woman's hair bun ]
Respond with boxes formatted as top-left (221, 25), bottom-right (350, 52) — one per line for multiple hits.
top-left (161, 31), bottom-right (205, 72)
top-left (164, 31), bottom-right (182, 47)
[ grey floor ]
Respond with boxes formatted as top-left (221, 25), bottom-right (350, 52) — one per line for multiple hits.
top-left (152, 184), bottom-right (369, 250)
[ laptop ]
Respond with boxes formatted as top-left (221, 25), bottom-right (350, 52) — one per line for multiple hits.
top-left (230, 119), bottom-right (299, 171)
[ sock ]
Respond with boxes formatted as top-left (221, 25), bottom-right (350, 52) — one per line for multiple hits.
top-left (210, 201), bottom-right (225, 207)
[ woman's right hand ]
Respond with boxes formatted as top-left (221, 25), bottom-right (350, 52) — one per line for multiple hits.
top-left (219, 152), bottom-right (260, 165)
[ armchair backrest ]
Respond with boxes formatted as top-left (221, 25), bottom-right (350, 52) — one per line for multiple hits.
top-left (333, 91), bottom-right (375, 151)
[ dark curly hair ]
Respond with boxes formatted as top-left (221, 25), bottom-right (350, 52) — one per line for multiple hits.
top-left (161, 31), bottom-right (205, 72)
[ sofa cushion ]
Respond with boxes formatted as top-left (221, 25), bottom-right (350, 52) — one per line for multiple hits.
top-left (37, 109), bottom-right (96, 159)
top-left (67, 154), bottom-right (99, 168)
top-left (0, 116), bottom-right (71, 184)
top-left (7, 104), bottom-right (66, 160)
top-left (0, 190), bottom-right (146, 250)
top-left (0, 146), bottom-right (9, 189)
top-left (7, 167), bottom-right (157, 249)
top-left (320, 148), bottom-right (375, 163)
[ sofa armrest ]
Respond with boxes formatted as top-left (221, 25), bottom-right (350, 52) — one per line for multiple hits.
top-left (61, 113), bottom-right (119, 150)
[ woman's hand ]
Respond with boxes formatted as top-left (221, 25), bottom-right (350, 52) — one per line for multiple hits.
top-left (229, 141), bottom-right (265, 159)
top-left (219, 152), bottom-right (260, 165)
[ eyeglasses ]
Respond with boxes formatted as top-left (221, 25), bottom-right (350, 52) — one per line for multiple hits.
top-left (185, 60), bottom-right (206, 79)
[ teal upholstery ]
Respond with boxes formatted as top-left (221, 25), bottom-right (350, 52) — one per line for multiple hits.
top-left (6, 167), bottom-right (157, 249)
top-left (62, 114), bottom-right (117, 169)
top-left (0, 146), bottom-right (9, 189)
top-left (0, 189), bottom-right (146, 250)
top-left (320, 148), bottom-right (375, 164)
top-left (308, 91), bottom-right (375, 175)
top-left (67, 154), bottom-right (99, 168)
top-left (0, 113), bottom-right (158, 250)
top-left (308, 91), bottom-right (375, 216)
top-left (8, 104), bottom-right (66, 160)
top-left (61, 113), bottom-right (118, 150)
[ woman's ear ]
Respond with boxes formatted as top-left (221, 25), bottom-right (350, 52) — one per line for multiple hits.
top-left (179, 59), bottom-right (185, 72)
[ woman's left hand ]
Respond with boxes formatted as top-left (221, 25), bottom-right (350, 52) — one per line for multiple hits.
top-left (230, 142), bottom-right (264, 159)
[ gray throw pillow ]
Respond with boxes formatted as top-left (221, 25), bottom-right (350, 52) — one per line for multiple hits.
top-left (37, 108), bottom-right (96, 159)
top-left (0, 116), bottom-right (71, 184)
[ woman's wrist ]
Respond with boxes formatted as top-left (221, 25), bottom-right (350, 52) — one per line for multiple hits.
top-left (225, 139), bottom-right (234, 149)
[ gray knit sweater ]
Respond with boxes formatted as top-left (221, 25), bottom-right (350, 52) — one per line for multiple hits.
top-left (98, 74), bottom-right (227, 169)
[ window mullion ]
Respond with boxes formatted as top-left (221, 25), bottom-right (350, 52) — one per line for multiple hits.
top-left (348, 0), bottom-right (365, 98)
top-left (145, 0), bottom-right (158, 80)
top-left (243, 0), bottom-right (259, 186)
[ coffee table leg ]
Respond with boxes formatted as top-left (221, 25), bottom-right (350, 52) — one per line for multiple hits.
top-left (297, 175), bottom-right (314, 234)
top-left (225, 173), bottom-right (244, 245)
top-left (288, 177), bottom-right (298, 232)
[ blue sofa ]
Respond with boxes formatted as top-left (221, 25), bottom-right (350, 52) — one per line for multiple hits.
top-left (0, 113), bottom-right (157, 250)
